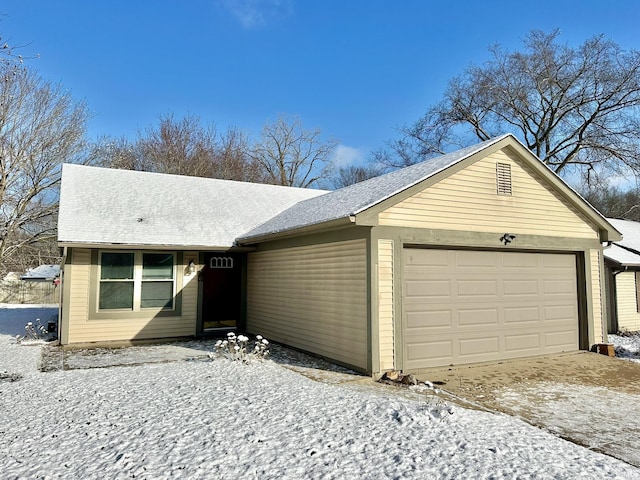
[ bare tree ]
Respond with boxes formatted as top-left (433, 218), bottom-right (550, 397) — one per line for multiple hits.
top-left (250, 115), bottom-right (337, 188)
top-left (214, 126), bottom-right (267, 182)
top-left (332, 164), bottom-right (385, 189)
top-left (0, 18), bottom-right (38, 66)
top-left (93, 114), bottom-right (266, 183)
top-left (390, 30), bottom-right (640, 184)
top-left (0, 64), bottom-right (89, 276)
top-left (580, 180), bottom-right (640, 222)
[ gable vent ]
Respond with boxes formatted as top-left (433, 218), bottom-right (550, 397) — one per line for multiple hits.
top-left (496, 162), bottom-right (512, 195)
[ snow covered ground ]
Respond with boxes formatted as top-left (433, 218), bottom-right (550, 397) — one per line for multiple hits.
top-left (609, 332), bottom-right (640, 363)
top-left (1, 307), bottom-right (639, 479)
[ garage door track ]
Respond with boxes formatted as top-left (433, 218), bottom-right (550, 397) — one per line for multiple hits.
top-left (414, 352), bottom-right (640, 468)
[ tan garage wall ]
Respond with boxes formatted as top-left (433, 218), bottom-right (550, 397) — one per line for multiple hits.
top-left (614, 271), bottom-right (640, 332)
top-left (61, 248), bottom-right (198, 344)
top-left (247, 239), bottom-right (368, 370)
top-left (378, 148), bottom-right (599, 240)
top-left (378, 239), bottom-right (395, 371)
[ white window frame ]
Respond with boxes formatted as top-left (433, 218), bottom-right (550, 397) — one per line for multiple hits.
top-left (97, 250), bottom-right (177, 312)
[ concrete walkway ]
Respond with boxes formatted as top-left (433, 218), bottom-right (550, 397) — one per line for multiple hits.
top-left (413, 352), bottom-right (640, 468)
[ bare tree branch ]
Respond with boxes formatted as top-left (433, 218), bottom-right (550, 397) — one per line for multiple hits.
top-left (91, 114), bottom-right (267, 183)
top-left (0, 64), bottom-right (88, 276)
top-left (249, 114), bottom-right (337, 188)
top-left (391, 30), bottom-right (640, 185)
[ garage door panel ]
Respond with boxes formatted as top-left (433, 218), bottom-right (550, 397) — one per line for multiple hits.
top-left (504, 306), bottom-right (540, 324)
top-left (456, 279), bottom-right (498, 297)
top-left (403, 249), bottom-right (579, 369)
top-left (504, 333), bottom-right (541, 352)
top-left (405, 249), bottom-right (450, 267)
top-left (543, 304), bottom-right (577, 322)
top-left (458, 308), bottom-right (499, 326)
top-left (406, 310), bottom-right (452, 329)
top-left (406, 340), bottom-right (453, 363)
top-left (503, 280), bottom-right (540, 296)
top-left (543, 254), bottom-right (575, 269)
top-left (501, 252), bottom-right (539, 268)
top-left (545, 329), bottom-right (578, 347)
top-left (459, 336), bottom-right (500, 356)
top-left (456, 250), bottom-right (497, 267)
top-left (543, 279), bottom-right (576, 295)
top-left (405, 280), bottom-right (450, 298)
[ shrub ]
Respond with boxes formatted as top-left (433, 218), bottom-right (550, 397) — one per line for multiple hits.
top-left (209, 332), bottom-right (270, 363)
top-left (16, 319), bottom-right (49, 344)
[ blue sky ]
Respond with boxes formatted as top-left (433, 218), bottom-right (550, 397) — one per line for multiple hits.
top-left (3, 1), bottom-right (640, 167)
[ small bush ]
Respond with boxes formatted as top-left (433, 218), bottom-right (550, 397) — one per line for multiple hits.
top-left (16, 319), bottom-right (49, 344)
top-left (209, 332), bottom-right (270, 363)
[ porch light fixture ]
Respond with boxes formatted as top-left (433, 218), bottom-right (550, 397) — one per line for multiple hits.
top-left (188, 260), bottom-right (196, 274)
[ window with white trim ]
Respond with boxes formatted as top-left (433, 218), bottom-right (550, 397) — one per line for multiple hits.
top-left (99, 251), bottom-right (176, 311)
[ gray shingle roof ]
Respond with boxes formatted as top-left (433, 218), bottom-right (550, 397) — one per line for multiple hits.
top-left (238, 135), bottom-right (510, 242)
top-left (58, 164), bottom-right (328, 248)
top-left (604, 218), bottom-right (640, 266)
top-left (607, 218), bottom-right (640, 252)
top-left (603, 243), bottom-right (640, 267)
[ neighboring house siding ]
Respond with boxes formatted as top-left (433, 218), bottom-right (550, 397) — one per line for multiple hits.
top-left (65, 248), bottom-right (198, 344)
top-left (247, 239), bottom-right (368, 370)
top-left (378, 148), bottom-right (599, 240)
top-left (615, 271), bottom-right (640, 332)
top-left (378, 239), bottom-right (395, 371)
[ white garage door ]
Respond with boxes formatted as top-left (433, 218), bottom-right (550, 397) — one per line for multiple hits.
top-left (403, 249), bottom-right (579, 370)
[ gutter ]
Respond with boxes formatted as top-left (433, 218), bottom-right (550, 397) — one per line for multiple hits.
top-left (56, 242), bottom-right (254, 252)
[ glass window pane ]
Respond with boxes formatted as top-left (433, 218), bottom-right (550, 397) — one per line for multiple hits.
top-left (141, 281), bottom-right (173, 309)
top-left (101, 253), bottom-right (134, 280)
top-left (99, 282), bottom-right (134, 309)
top-left (142, 253), bottom-right (174, 279)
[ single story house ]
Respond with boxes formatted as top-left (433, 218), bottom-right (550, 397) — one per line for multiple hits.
top-left (57, 134), bottom-right (621, 374)
top-left (603, 218), bottom-right (640, 333)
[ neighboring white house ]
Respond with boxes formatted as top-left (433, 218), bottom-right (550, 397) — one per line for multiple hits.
top-left (21, 265), bottom-right (61, 282)
top-left (604, 218), bottom-right (640, 333)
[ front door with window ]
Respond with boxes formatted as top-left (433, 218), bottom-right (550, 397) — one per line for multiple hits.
top-left (200, 253), bottom-right (242, 331)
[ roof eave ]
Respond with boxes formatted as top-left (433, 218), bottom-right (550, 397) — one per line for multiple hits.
top-left (237, 216), bottom-right (357, 245)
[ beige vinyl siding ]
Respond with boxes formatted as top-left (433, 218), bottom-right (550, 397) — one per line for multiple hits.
top-left (379, 148), bottom-right (599, 240)
top-left (67, 249), bottom-right (91, 341)
top-left (64, 249), bottom-right (198, 344)
top-left (615, 271), bottom-right (640, 332)
top-left (247, 239), bottom-right (368, 370)
top-left (590, 249), bottom-right (604, 343)
top-left (378, 240), bottom-right (395, 371)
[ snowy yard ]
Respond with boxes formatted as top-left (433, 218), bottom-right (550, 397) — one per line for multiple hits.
top-left (609, 332), bottom-right (640, 363)
top-left (1, 307), bottom-right (639, 479)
